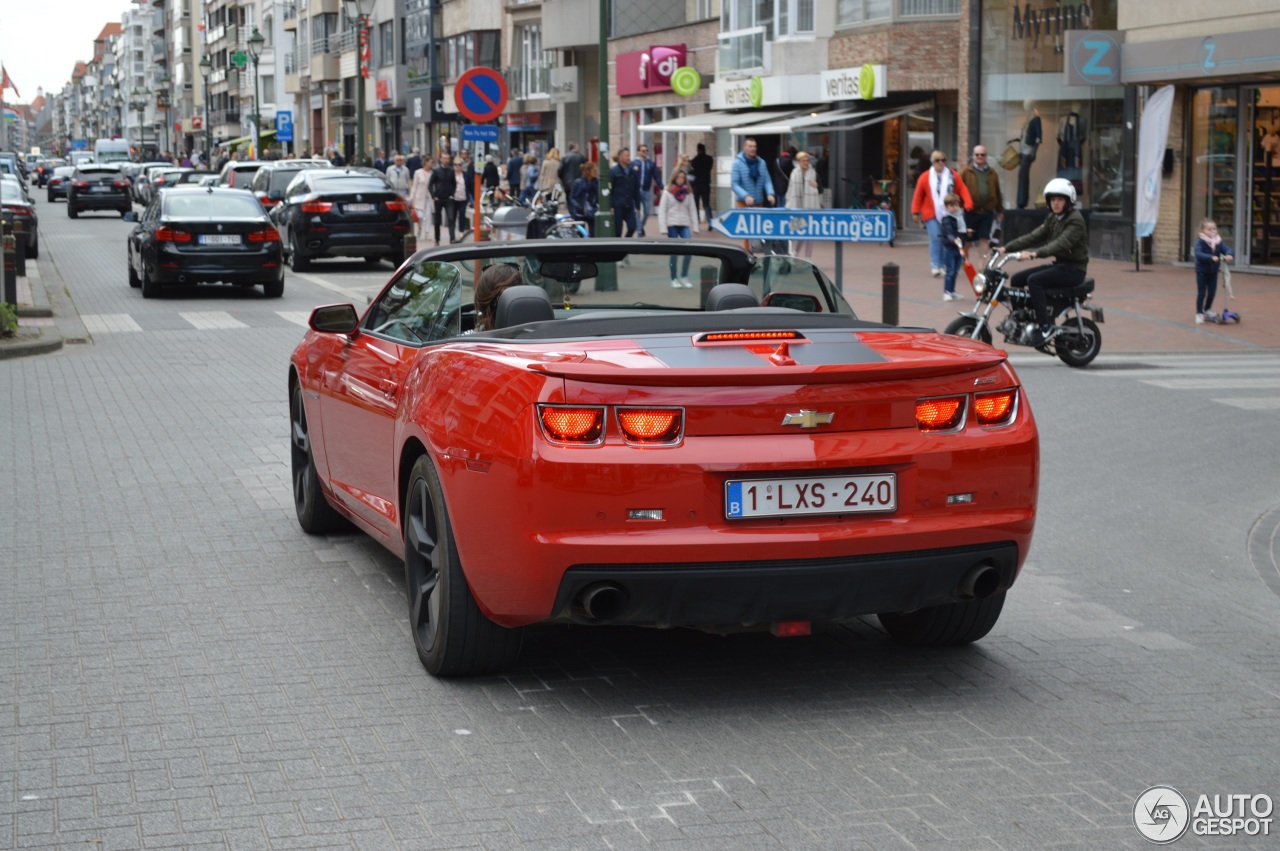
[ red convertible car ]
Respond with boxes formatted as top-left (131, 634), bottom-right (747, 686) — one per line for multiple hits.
top-left (289, 240), bottom-right (1039, 676)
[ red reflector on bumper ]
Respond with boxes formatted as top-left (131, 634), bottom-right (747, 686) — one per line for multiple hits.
top-left (771, 620), bottom-right (811, 638)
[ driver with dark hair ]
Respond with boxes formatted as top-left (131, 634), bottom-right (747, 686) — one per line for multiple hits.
top-left (473, 263), bottom-right (524, 332)
top-left (999, 177), bottom-right (1089, 346)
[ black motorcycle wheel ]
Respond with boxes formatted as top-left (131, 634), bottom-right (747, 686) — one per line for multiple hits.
top-left (1055, 317), bottom-right (1101, 367)
top-left (943, 316), bottom-right (993, 346)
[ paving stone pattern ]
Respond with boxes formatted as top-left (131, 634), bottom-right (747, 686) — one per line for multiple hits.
top-left (1, 206), bottom-right (1278, 849)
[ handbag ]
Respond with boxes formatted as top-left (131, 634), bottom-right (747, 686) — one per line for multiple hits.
top-left (997, 140), bottom-right (1021, 171)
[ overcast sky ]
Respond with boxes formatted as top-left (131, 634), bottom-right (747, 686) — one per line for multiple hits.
top-left (0, 1), bottom-right (137, 102)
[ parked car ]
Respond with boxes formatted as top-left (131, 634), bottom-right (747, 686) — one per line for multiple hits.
top-left (130, 162), bottom-right (174, 204)
top-left (287, 241), bottom-right (1040, 676)
top-left (125, 185), bottom-right (284, 298)
top-left (1, 172), bottom-right (30, 201)
top-left (271, 168), bottom-right (411, 270)
top-left (247, 162), bottom-right (316, 212)
top-left (148, 167), bottom-right (193, 196)
top-left (217, 160), bottom-right (266, 189)
top-left (172, 170), bottom-right (217, 186)
top-left (46, 166), bottom-right (76, 202)
top-left (67, 163), bottom-right (132, 218)
top-left (1, 180), bottom-right (39, 257)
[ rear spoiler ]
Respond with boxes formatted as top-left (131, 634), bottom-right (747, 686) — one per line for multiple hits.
top-left (527, 350), bottom-right (1008, 386)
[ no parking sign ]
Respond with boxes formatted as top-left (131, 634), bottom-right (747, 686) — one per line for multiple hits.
top-left (455, 68), bottom-right (509, 124)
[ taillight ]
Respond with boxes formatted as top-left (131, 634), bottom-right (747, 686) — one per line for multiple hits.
top-left (300, 200), bottom-right (333, 213)
top-left (246, 227), bottom-right (281, 243)
top-left (114, 179), bottom-right (130, 188)
top-left (2, 204), bottom-right (30, 216)
top-left (384, 199), bottom-right (407, 211)
top-left (616, 407), bottom-right (683, 445)
top-left (915, 395), bottom-right (966, 432)
top-left (154, 176), bottom-right (166, 185)
top-left (538, 405), bottom-right (605, 445)
top-left (155, 226), bottom-right (192, 243)
top-left (71, 179), bottom-right (89, 188)
top-left (256, 192), bottom-right (278, 207)
top-left (974, 388), bottom-right (1017, 427)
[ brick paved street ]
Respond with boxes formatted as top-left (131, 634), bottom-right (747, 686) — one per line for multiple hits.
top-left (2, 198), bottom-right (1279, 849)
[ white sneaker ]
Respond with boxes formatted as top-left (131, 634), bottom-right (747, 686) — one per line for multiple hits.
top-left (931, 267), bottom-right (943, 277)
top-left (671, 278), bottom-right (682, 289)
top-left (1195, 313), bottom-right (1204, 324)
top-left (680, 278), bottom-right (693, 288)
top-left (1203, 311), bottom-right (1218, 323)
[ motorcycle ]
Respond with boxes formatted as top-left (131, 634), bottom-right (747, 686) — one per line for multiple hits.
top-left (944, 251), bottom-right (1105, 367)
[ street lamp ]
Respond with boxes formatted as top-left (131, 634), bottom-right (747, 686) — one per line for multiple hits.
top-left (247, 27), bottom-right (265, 159)
top-left (157, 72), bottom-right (171, 158)
top-left (343, 0), bottom-right (375, 167)
top-left (198, 55), bottom-right (213, 162)
top-left (132, 86), bottom-right (150, 154)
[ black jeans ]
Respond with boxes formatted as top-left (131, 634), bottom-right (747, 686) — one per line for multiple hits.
top-left (1010, 263), bottom-right (1085, 327)
top-left (693, 184), bottom-right (713, 222)
top-left (613, 205), bottom-right (637, 238)
top-left (432, 199), bottom-right (456, 243)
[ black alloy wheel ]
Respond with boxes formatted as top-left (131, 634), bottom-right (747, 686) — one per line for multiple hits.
top-left (404, 456), bottom-right (522, 676)
top-left (290, 382), bottom-right (348, 534)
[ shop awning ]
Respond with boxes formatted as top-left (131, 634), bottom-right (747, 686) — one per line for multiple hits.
top-left (802, 102), bottom-right (933, 134)
top-left (637, 108), bottom-right (805, 134)
top-left (728, 107), bottom-right (874, 136)
top-left (224, 129), bottom-right (278, 148)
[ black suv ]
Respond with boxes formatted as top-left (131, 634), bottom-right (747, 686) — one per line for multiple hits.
top-left (67, 164), bottom-right (132, 218)
top-left (271, 169), bottom-right (410, 271)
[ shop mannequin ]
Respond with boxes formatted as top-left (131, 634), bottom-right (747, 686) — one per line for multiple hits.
top-left (1057, 102), bottom-right (1084, 185)
top-left (1017, 99), bottom-right (1042, 209)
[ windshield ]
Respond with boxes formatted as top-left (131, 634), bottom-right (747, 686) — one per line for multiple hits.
top-left (312, 175), bottom-right (388, 193)
top-left (163, 192), bottom-right (265, 218)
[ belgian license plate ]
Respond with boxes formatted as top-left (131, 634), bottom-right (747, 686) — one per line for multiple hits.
top-left (198, 234), bottom-right (241, 245)
top-left (725, 473), bottom-right (897, 519)
top-left (345, 203), bottom-right (375, 213)
top-left (91, 186), bottom-right (109, 193)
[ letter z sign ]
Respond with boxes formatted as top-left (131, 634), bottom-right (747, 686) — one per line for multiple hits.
top-left (1065, 31), bottom-right (1124, 87)
top-left (455, 68), bottom-right (509, 124)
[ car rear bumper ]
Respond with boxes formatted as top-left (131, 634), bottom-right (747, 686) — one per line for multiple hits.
top-left (152, 250), bottom-right (284, 284)
top-left (297, 224), bottom-right (409, 257)
top-left (549, 542), bottom-right (1021, 627)
top-left (70, 193), bottom-right (130, 210)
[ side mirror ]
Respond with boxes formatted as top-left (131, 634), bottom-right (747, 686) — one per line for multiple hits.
top-left (122, 211), bottom-right (138, 222)
top-left (309, 303), bottom-right (360, 335)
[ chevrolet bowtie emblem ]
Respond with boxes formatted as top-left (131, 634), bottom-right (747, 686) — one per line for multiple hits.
top-left (781, 410), bottom-right (834, 428)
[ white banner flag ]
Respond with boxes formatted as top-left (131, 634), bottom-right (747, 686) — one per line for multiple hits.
top-left (1135, 85), bottom-right (1175, 238)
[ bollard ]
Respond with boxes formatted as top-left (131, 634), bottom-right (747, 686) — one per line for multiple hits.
top-left (882, 262), bottom-right (899, 326)
top-left (13, 220), bottom-right (25, 278)
top-left (403, 232), bottom-right (417, 258)
top-left (2, 234), bottom-right (15, 307)
top-left (699, 265), bottom-right (718, 310)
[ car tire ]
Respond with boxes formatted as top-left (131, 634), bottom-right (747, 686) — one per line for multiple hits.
top-left (127, 249), bottom-right (140, 288)
top-left (943, 316), bottom-right (993, 346)
top-left (290, 243), bottom-right (310, 273)
top-left (1055, 317), bottom-right (1101, 368)
top-left (119, 208), bottom-right (130, 218)
top-left (363, 256), bottom-right (383, 267)
top-left (28, 235), bottom-right (38, 259)
top-left (67, 206), bottom-right (78, 219)
top-left (47, 190), bottom-right (54, 203)
top-left (877, 591), bottom-right (1006, 647)
top-left (263, 277), bottom-right (284, 298)
top-left (290, 382), bottom-right (350, 534)
top-left (404, 455), bottom-right (523, 677)
top-left (140, 261), bottom-right (160, 299)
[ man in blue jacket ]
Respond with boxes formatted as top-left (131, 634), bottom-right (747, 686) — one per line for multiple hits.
top-left (730, 137), bottom-right (776, 251)
top-left (610, 148), bottom-right (640, 238)
top-left (630, 143), bottom-right (660, 236)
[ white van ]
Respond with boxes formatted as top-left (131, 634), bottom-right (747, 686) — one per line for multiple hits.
top-left (93, 138), bottom-right (132, 164)
top-left (70, 150), bottom-right (96, 167)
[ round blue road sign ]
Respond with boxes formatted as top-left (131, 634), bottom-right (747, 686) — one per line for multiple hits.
top-left (456, 68), bottom-right (509, 124)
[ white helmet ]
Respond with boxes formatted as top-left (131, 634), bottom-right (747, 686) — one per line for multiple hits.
top-left (1043, 177), bottom-right (1077, 205)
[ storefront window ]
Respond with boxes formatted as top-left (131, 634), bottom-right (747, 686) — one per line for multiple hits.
top-left (978, 0), bottom-right (1122, 213)
top-left (1189, 88), bottom-right (1239, 248)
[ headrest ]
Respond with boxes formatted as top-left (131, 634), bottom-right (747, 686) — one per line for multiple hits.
top-left (495, 285), bottom-right (555, 328)
top-left (704, 283), bottom-right (760, 311)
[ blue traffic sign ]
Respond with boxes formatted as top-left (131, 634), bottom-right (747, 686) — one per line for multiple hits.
top-left (455, 67), bottom-right (509, 124)
top-left (461, 124), bottom-right (500, 142)
top-left (711, 208), bottom-right (895, 243)
top-left (275, 110), bottom-right (294, 143)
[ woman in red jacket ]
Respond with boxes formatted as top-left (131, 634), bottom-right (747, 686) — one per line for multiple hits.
top-left (911, 151), bottom-right (973, 284)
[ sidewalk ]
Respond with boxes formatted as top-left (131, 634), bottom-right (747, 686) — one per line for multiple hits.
top-left (1, 249), bottom-right (89, 360)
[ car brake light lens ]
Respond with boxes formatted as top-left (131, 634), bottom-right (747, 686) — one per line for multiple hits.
top-left (247, 227), bottom-right (281, 243)
top-left (71, 179), bottom-right (89, 188)
top-left (538, 405), bottom-right (605, 445)
top-left (616, 407), bottom-right (683, 444)
top-left (114, 179), bottom-right (130, 188)
top-left (916, 396), bottom-right (966, 432)
top-left (300, 200), bottom-right (333, 213)
top-left (384, 199), bottom-right (407, 211)
top-left (155, 226), bottom-right (192, 243)
top-left (974, 388), bottom-right (1017, 426)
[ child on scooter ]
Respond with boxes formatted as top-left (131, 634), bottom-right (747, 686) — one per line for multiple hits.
top-left (1192, 219), bottom-right (1233, 324)
top-left (939, 193), bottom-right (972, 301)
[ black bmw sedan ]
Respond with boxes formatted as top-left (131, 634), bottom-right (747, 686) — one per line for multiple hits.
top-left (67, 164), bottom-right (132, 218)
top-left (125, 186), bottom-right (284, 298)
top-left (270, 168), bottom-right (410, 271)
top-left (1, 179), bottom-right (39, 257)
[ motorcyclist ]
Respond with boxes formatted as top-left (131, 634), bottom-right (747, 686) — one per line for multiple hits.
top-left (998, 178), bottom-right (1089, 346)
